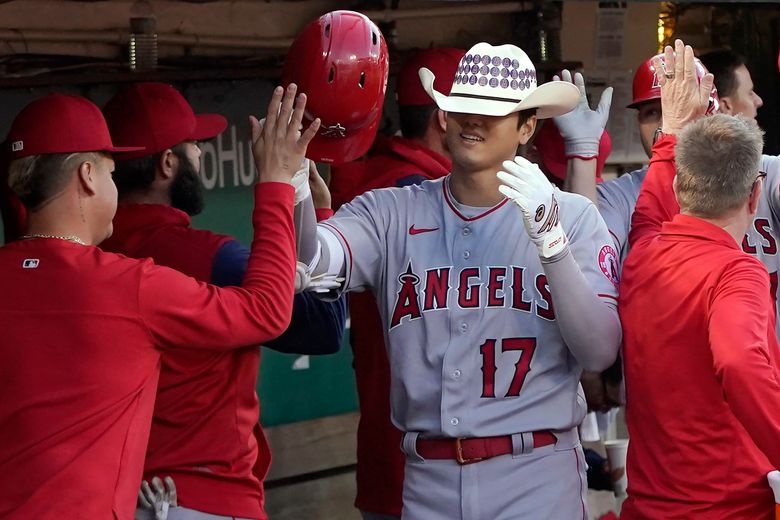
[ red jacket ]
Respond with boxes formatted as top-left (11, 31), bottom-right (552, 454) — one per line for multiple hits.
top-left (0, 183), bottom-right (295, 520)
top-left (620, 135), bottom-right (780, 519)
top-left (331, 134), bottom-right (450, 516)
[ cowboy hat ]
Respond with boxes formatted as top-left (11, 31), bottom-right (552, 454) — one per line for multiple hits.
top-left (419, 42), bottom-right (579, 119)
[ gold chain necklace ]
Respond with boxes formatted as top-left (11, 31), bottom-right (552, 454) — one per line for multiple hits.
top-left (21, 233), bottom-right (87, 246)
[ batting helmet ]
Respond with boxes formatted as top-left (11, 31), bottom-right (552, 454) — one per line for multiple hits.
top-left (282, 10), bottom-right (389, 165)
top-left (628, 55), bottom-right (719, 115)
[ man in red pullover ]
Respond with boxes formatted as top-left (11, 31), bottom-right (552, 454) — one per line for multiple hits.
top-left (329, 47), bottom-right (463, 520)
top-left (0, 85), bottom-right (318, 519)
top-left (99, 82), bottom-right (345, 520)
top-left (620, 40), bottom-right (780, 519)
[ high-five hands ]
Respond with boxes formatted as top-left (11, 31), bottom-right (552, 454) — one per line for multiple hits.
top-left (249, 84), bottom-right (321, 185)
top-left (653, 39), bottom-right (715, 135)
top-left (497, 156), bottom-right (568, 260)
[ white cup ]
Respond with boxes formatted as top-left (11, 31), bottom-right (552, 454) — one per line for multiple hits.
top-left (604, 438), bottom-right (629, 497)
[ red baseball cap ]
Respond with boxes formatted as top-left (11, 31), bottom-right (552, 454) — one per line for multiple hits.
top-left (7, 93), bottom-right (144, 160)
top-left (103, 82), bottom-right (227, 160)
top-left (534, 120), bottom-right (612, 181)
top-left (396, 47), bottom-right (466, 106)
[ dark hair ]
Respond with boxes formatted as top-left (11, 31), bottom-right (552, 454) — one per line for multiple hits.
top-left (517, 108), bottom-right (537, 129)
top-left (112, 143), bottom-right (185, 197)
top-left (398, 104), bottom-right (437, 139)
top-left (698, 49), bottom-right (746, 98)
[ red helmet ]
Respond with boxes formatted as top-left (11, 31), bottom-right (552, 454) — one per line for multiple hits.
top-left (282, 10), bottom-right (388, 165)
top-left (628, 55), bottom-right (719, 116)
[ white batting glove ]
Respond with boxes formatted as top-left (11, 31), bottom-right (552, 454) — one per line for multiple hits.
top-left (497, 156), bottom-right (568, 259)
top-left (137, 476), bottom-right (177, 520)
top-left (294, 261), bottom-right (345, 294)
top-left (552, 70), bottom-right (613, 158)
top-left (291, 158), bottom-right (312, 204)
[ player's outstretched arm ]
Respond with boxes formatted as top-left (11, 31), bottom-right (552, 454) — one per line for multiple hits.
top-left (553, 70), bottom-right (612, 204)
top-left (498, 157), bottom-right (621, 371)
top-left (630, 39), bottom-right (715, 248)
top-left (138, 85), bottom-right (320, 350)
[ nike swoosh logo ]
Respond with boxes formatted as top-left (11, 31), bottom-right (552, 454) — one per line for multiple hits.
top-left (409, 225), bottom-right (439, 235)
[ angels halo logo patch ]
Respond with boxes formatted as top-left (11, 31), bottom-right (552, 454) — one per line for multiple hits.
top-left (598, 245), bottom-right (620, 286)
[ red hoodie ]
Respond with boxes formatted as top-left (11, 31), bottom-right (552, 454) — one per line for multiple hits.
top-left (330, 134), bottom-right (450, 516)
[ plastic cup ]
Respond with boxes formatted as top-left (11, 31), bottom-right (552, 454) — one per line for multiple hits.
top-left (604, 439), bottom-right (629, 497)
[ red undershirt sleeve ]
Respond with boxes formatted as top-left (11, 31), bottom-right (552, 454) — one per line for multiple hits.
top-left (709, 259), bottom-right (780, 468)
top-left (138, 182), bottom-right (297, 350)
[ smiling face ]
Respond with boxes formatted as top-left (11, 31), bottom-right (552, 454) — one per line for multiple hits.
top-left (445, 110), bottom-right (536, 176)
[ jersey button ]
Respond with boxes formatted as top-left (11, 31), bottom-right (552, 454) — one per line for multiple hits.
top-left (453, 369), bottom-right (462, 379)
top-left (462, 227), bottom-right (471, 236)
top-left (463, 250), bottom-right (471, 259)
top-left (450, 417), bottom-right (459, 426)
top-left (459, 322), bottom-right (468, 332)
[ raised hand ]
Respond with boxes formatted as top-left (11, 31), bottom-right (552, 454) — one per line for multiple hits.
top-left (552, 70), bottom-right (612, 158)
top-left (250, 84), bottom-right (321, 184)
top-left (653, 39), bottom-right (715, 135)
top-left (497, 156), bottom-right (568, 259)
top-left (308, 160), bottom-right (332, 210)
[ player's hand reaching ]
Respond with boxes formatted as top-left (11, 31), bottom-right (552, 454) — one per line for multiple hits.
top-left (552, 70), bottom-right (612, 159)
top-left (294, 261), bottom-right (345, 294)
top-left (497, 156), bottom-right (568, 259)
top-left (137, 476), bottom-right (177, 520)
top-left (308, 161), bottom-right (332, 210)
top-left (250, 84), bottom-right (321, 185)
top-left (654, 39), bottom-right (715, 135)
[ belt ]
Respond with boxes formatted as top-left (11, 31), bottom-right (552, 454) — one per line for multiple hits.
top-left (414, 431), bottom-right (556, 465)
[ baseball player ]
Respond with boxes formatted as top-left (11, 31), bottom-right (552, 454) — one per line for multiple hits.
top-left (593, 57), bottom-right (662, 262)
top-left (578, 53), bottom-right (780, 337)
top-left (699, 49), bottom-right (763, 120)
top-left (0, 85), bottom-right (317, 519)
top-left (299, 42), bottom-right (622, 519)
top-left (329, 47), bottom-right (464, 520)
top-left (99, 82), bottom-right (346, 520)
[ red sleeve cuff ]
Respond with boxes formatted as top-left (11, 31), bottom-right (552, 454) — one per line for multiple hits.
top-left (315, 208), bottom-right (334, 222)
top-left (254, 182), bottom-right (295, 204)
top-left (650, 134), bottom-right (677, 164)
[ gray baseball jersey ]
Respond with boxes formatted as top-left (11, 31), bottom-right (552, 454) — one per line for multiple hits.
top-left (746, 155), bottom-right (780, 336)
top-left (320, 177), bottom-right (619, 437)
top-left (596, 166), bottom-right (648, 261)
top-left (597, 156), bottom-right (780, 336)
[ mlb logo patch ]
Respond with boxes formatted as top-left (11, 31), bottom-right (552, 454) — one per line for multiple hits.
top-left (11, 141), bottom-right (23, 152)
top-left (22, 258), bottom-right (39, 269)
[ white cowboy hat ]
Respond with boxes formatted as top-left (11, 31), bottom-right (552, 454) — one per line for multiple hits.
top-left (419, 42), bottom-right (579, 119)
